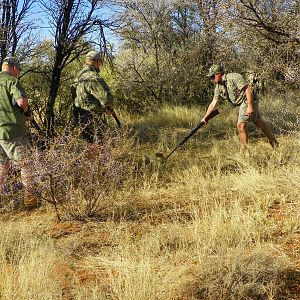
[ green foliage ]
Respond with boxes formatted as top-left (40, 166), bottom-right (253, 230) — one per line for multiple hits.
top-left (110, 0), bottom-right (299, 116)
top-left (113, 42), bottom-right (215, 114)
top-left (21, 41), bottom-right (86, 129)
top-left (16, 0), bottom-right (300, 130)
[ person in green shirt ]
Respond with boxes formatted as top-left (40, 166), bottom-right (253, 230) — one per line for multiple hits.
top-left (73, 50), bottom-right (114, 144)
top-left (201, 64), bottom-right (278, 153)
top-left (0, 57), bottom-right (39, 209)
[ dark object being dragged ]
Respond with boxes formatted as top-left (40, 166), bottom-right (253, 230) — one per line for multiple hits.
top-left (156, 109), bottom-right (220, 161)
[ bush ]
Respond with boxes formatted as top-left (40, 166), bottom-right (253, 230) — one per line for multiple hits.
top-left (32, 129), bottom-right (137, 221)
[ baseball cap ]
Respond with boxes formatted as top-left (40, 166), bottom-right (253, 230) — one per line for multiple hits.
top-left (86, 51), bottom-right (102, 61)
top-left (207, 64), bottom-right (224, 77)
top-left (3, 56), bottom-right (22, 70)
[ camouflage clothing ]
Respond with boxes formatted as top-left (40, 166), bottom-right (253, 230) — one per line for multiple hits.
top-left (73, 65), bottom-right (113, 143)
top-left (213, 72), bottom-right (260, 123)
top-left (73, 65), bottom-right (113, 112)
top-left (238, 97), bottom-right (260, 123)
top-left (212, 73), bottom-right (248, 106)
top-left (0, 71), bottom-right (27, 140)
top-left (207, 64), bottom-right (224, 77)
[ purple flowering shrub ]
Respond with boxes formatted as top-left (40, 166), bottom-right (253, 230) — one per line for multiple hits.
top-left (31, 129), bottom-right (137, 220)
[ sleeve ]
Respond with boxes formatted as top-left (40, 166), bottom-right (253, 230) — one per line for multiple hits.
top-left (212, 85), bottom-right (224, 103)
top-left (10, 79), bottom-right (27, 105)
top-left (86, 76), bottom-right (113, 107)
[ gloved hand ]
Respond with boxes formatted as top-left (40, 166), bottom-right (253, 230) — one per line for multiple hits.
top-left (23, 108), bottom-right (34, 121)
top-left (104, 106), bottom-right (114, 115)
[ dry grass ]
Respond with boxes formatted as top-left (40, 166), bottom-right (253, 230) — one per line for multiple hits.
top-left (0, 216), bottom-right (62, 299)
top-left (0, 97), bottom-right (299, 299)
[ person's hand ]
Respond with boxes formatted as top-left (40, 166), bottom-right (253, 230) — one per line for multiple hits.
top-left (104, 106), bottom-right (114, 115)
top-left (24, 110), bottom-right (33, 121)
top-left (247, 105), bottom-right (254, 118)
top-left (201, 117), bottom-right (208, 124)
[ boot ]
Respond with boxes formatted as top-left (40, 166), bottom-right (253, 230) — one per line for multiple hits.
top-left (24, 192), bottom-right (41, 210)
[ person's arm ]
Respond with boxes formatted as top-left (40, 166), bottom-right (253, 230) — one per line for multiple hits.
top-left (234, 73), bottom-right (254, 117)
top-left (12, 79), bottom-right (31, 116)
top-left (99, 78), bottom-right (114, 113)
top-left (88, 76), bottom-right (114, 109)
top-left (16, 98), bottom-right (34, 121)
top-left (243, 84), bottom-right (254, 118)
top-left (16, 97), bottom-right (29, 112)
top-left (201, 99), bottom-right (219, 123)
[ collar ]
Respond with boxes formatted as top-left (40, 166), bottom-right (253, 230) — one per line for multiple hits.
top-left (222, 74), bottom-right (227, 84)
top-left (85, 64), bottom-right (99, 73)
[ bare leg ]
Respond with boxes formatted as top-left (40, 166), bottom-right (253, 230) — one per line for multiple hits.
top-left (21, 163), bottom-right (39, 208)
top-left (237, 122), bottom-right (249, 152)
top-left (254, 117), bottom-right (279, 148)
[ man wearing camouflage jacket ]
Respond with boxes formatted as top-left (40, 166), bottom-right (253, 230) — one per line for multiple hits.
top-left (73, 51), bottom-right (114, 143)
top-left (201, 64), bottom-right (278, 152)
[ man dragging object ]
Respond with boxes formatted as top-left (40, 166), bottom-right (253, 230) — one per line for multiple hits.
top-left (201, 64), bottom-right (278, 153)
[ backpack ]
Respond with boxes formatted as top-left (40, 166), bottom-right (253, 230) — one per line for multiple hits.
top-left (70, 68), bottom-right (90, 101)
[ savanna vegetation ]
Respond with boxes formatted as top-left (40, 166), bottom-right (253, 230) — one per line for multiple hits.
top-left (0, 0), bottom-right (299, 299)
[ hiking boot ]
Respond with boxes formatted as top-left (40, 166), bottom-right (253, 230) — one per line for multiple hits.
top-left (12, 198), bottom-right (25, 211)
top-left (24, 192), bottom-right (41, 210)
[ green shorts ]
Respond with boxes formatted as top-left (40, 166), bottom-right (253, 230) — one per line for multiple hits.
top-left (0, 136), bottom-right (30, 165)
top-left (238, 96), bottom-right (260, 123)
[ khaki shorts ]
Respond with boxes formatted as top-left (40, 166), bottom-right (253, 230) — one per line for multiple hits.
top-left (238, 95), bottom-right (260, 123)
top-left (0, 136), bottom-right (30, 165)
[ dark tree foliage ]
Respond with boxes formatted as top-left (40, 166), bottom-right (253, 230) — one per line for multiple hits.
top-left (111, 0), bottom-right (223, 112)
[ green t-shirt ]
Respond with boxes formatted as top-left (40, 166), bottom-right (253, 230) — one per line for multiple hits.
top-left (73, 65), bottom-right (113, 112)
top-left (213, 73), bottom-right (248, 106)
top-left (0, 71), bottom-right (27, 140)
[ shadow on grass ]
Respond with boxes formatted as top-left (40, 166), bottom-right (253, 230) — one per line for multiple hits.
top-left (58, 198), bottom-right (194, 224)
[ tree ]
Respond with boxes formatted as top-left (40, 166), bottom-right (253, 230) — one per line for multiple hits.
top-left (112, 0), bottom-right (223, 111)
top-left (40, 0), bottom-right (113, 135)
top-left (226, 0), bottom-right (299, 45)
top-left (0, 0), bottom-right (37, 62)
top-left (222, 0), bottom-right (300, 86)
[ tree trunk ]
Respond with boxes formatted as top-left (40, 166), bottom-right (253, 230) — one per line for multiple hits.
top-left (46, 51), bottom-right (64, 136)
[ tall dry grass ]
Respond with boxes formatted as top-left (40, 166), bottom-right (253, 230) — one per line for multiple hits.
top-left (0, 217), bottom-right (62, 299)
top-left (0, 94), bottom-right (299, 299)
